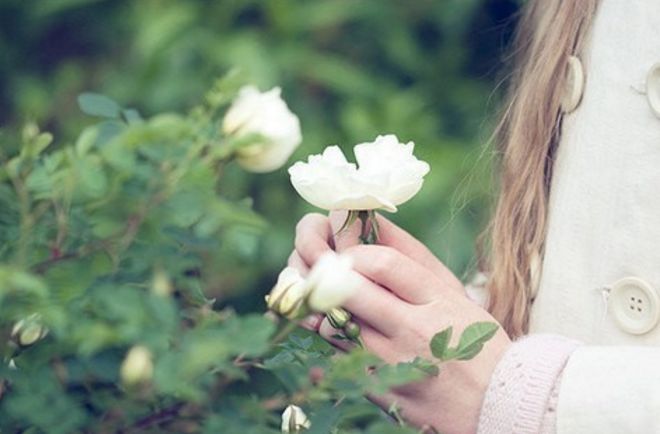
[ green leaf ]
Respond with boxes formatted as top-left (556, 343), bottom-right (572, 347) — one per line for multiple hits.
top-left (411, 357), bottom-right (440, 377)
top-left (23, 132), bottom-right (53, 158)
top-left (450, 322), bottom-right (499, 361)
top-left (3, 368), bottom-right (87, 433)
top-left (77, 93), bottom-right (121, 118)
top-left (76, 155), bottom-right (108, 199)
top-left (306, 404), bottom-right (341, 434)
top-left (75, 126), bottom-right (99, 156)
top-left (429, 326), bottom-right (452, 360)
top-left (122, 108), bottom-right (143, 125)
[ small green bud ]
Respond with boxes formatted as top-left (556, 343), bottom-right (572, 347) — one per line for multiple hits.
top-left (344, 321), bottom-right (361, 340)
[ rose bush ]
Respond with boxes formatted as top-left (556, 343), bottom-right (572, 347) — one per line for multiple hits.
top-left (1, 76), bottom-right (484, 434)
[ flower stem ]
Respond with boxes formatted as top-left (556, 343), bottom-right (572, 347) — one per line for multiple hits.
top-left (358, 210), bottom-right (378, 244)
top-left (270, 320), bottom-right (299, 348)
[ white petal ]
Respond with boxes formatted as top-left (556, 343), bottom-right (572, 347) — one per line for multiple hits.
top-left (288, 146), bottom-right (358, 210)
top-left (306, 252), bottom-right (360, 312)
top-left (224, 86), bottom-right (302, 173)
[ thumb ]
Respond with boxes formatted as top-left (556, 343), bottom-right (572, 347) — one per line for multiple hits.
top-left (329, 210), bottom-right (362, 252)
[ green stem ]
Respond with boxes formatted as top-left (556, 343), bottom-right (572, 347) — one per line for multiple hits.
top-left (13, 178), bottom-right (31, 267)
top-left (358, 210), bottom-right (378, 244)
top-left (270, 320), bottom-right (299, 348)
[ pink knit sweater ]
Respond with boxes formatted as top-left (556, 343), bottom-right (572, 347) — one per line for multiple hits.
top-left (477, 335), bottom-right (582, 433)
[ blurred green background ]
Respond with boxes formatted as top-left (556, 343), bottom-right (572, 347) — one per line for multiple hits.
top-left (0, 0), bottom-right (519, 306)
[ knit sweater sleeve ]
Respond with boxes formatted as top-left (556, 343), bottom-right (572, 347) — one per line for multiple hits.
top-left (476, 334), bottom-right (582, 434)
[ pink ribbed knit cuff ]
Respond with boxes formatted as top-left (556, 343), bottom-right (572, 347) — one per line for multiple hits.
top-left (477, 334), bottom-right (582, 434)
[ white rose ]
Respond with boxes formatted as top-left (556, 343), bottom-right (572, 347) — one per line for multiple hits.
top-left (306, 252), bottom-right (360, 313)
top-left (265, 267), bottom-right (309, 319)
top-left (223, 85), bottom-right (302, 173)
top-left (120, 345), bottom-right (154, 385)
top-left (281, 405), bottom-right (311, 433)
top-left (288, 134), bottom-right (429, 212)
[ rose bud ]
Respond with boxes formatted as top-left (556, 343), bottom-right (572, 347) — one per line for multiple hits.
top-left (11, 314), bottom-right (48, 347)
top-left (151, 268), bottom-right (173, 297)
top-left (281, 404), bottom-right (311, 433)
top-left (344, 321), bottom-right (361, 340)
top-left (308, 366), bottom-right (325, 385)
top-left (266, 267), bottom-right (309, 319)
top-left (327, 307), bottom-right (351, 329)
top-left (120, 345), bottom-right (154, 386)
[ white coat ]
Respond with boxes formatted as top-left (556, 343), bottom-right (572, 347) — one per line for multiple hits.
top-left (528, 0), bottom-right (660, 432)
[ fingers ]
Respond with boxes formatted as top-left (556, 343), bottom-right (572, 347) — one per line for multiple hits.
top-left (374, 215), bottom-right (463, 291)
top-left (287, 250), bottom-right (309, 275)
top-left (295, 213), bottom-right (334, 267)
top-left (328, 210), bottom-right (362, 252)
top-left (298, 313), bottom-right (324, 331)
top-left (295, 271), bottom-right (406, 336)
top-left (341, 272), bottom-right (405, 336)
top-left (344, 244), bottom-right (448, 304)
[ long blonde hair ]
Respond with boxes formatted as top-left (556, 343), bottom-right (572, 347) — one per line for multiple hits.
top-left (483, 0), bottom-right (599, 337)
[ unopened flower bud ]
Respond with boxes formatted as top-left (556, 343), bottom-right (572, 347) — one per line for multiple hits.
top-left (308, 366), bottom-right (324, 385)
top-left (267, 267), bottom-right (309, 319)
top-left (151, 268), bottom-right (173, 297)
top-left (344, 321), bottom-right (361, 340)
top-left (120, 346), bottom-right (153, 386)
top-left (327, 308), bottom-right (351, 329)
top-left (11, 314), bottom-right (48, 347)
top-left (281, 405), bottom-right (311, 433)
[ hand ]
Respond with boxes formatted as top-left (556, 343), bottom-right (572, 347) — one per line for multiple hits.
top-left (289, 212), bottom-right (511, 434)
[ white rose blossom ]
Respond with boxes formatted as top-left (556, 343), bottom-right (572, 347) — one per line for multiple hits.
top-left (288, 134), bottom-right (430, 212)
top-left (266, 252), bottom-right (360, 317)
top-left (305, 252), bottom-right (360, 313)
top-left (281, 405), bottom-right (311, 433)
top-left (223, 85), bottom-right (302, 173)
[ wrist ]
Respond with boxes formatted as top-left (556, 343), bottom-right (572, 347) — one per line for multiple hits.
top-left (400, 329), bottom-right (512, 434)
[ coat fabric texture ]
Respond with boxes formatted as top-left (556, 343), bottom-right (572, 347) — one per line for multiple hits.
top-left (477, 0), bottom-right (660, 432)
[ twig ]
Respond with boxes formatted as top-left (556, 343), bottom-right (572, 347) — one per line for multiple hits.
top-left (126, 402), bottom-right (185, 432)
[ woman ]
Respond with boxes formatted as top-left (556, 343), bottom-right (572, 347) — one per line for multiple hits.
top-left (290, 0), bottom-right (660, 433)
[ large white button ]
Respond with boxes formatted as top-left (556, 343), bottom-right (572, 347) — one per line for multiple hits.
top-left (647, 62), bottom-right (660, 119)
top-left (608, 277), bottom-right (660, 335)
top-left (561, 56), bottom-right (585, 114)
